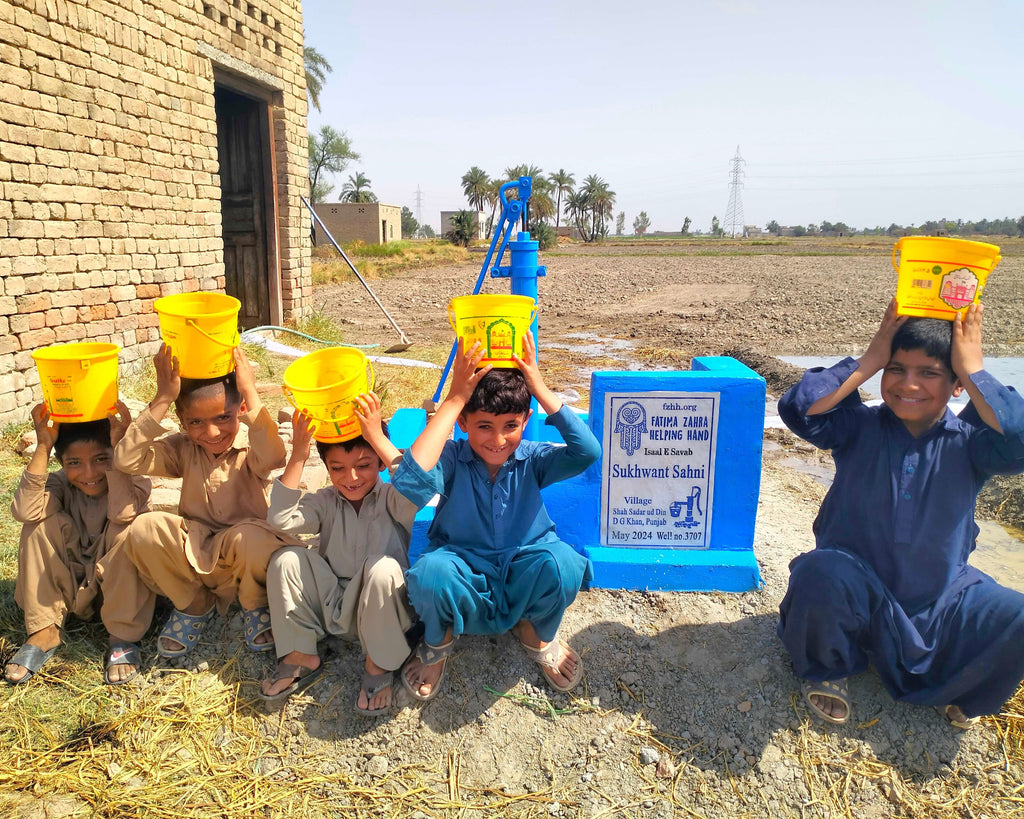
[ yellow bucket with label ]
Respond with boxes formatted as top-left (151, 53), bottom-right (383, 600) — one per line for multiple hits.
top-left (282, 347), bottom-right (375, 443)
top-left (893, 237), bottom-right (1001, 320)
top-left (32, 342), bottom-right (120, 422)
top-left (447, 294), bottom-right (538, 368)
top-left (154, 292), bottom-right (241, 378)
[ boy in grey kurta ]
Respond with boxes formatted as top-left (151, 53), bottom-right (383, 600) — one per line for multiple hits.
top-left (260, 392), bottom-right (417, 714)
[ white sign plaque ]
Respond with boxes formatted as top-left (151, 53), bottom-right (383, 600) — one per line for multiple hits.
top-left (601, 392), bottom-right (720, 549)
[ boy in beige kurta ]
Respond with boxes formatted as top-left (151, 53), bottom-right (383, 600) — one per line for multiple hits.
top-left (259, 392), bottom-right (417, 714)
top-left (115, 344), bottom-right (295, 659)
top-left (5, 402), bottom-right (152, 686)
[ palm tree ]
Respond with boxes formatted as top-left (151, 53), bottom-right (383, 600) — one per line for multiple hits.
top-left (564, 190), bottom-right (592, 241)
top-left (460, 167), bottom-right (491, 214)
top-left (582, 175), bottom-right (615, 240)
top-left (304, 46), bottom-right (332, 112)
top-left (502, 164), bottom-right (554, 225)
top-left (446, 210), bottom-right (477, 247)
top-left (341, 172), bottom-right (377, 203)
top-left (548, 169), bottom-right (575, 230)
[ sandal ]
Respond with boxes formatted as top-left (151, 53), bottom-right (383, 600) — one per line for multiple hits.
top-left (4, 643), bottom-right (58, 685)
top-left (401, 638), bottom-right (456, 702)
top-left (801, 678), bottom-right (850, 724)
top-left (157, 606), bottom-right (216, 658)
top-left (258, 661), bottom-right (324, 703)
top-left (354, 669), bottom-right (394, 716)
top-left (516, 634), bottom-right (584, 693)
top-left (941, 704), bottom-right (980, 730)
top-left (242, 607), bottom-right (275, 653)
top-left (104, 642), bottom-right (142, 686)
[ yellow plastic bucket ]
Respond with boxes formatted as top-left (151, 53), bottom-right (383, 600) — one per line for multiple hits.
top-left (154, 292), bottom-right (241, 379)
top-left (447, 294), bottom-right (538, 368)
top-left (32, 342), bottom-right (120, 423)
top-left (893, 237), bottom-right (1001, 320)
top-left (282, 346), bottom-right (375, 443)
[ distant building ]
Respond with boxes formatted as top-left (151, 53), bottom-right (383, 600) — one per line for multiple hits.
top-left (440, 210), bottom-right (487, 240)
top-left (743, 226), bottom-right (764, 238)
top-left (313, 202), bottom-right (402, 246)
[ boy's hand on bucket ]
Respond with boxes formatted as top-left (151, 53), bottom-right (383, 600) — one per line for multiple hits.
top-left (108, 401), bottom-right (133, 446)
top-left (861, 299), bottom-right (908, 375)
top-left (513, 332), bottom-right (562, 415)
top-left (153, 344), bottom-right (181, 407)
top-left (289, 409), bottom-right (315, 464)
top-left (354, 392), bottom-right (384, 435)
top-left (952, 303), bottom-right (985, 379)
top-left (232, 348), bottom-right (259, 411)
top-left (449, 339), bottom-right (491, 404)
top-left (31, 402), bottom-right (59, 453)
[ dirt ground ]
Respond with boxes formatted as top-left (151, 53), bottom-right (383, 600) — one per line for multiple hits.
top-left (10, 240), bottom-right (1023, 818)
top-left (237, 238), bottom-right (1024, 818)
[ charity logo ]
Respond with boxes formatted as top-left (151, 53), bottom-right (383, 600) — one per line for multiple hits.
top-left (939, 267), bottom-right (978, 310)
top-left (486, 318), bottom-right (514, 358)
top-left (614, 401), bottom-right (647, 456)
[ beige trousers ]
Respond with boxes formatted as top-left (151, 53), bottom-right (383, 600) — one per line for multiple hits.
top-left (267, 546), bottom-right (414, 670)
top-left (15, 513), bottom-right (155, 642)
top-left (124, 511), bottom-right (292, 614)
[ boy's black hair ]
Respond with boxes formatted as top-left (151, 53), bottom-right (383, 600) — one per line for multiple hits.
top-left (54, 418), bottom-right (112, 462)
top-left (175, 372), bottom-right (242, 416)
top-left (890, 318), bottom-right (955, 377)
top-left (462, 368), bottom-right (531, 417)
top-left (315, 419), bottom-right (389, 463)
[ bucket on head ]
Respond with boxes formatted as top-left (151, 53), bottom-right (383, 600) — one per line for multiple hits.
top-left (32, 342), bottom-right (120, 422)
top-left (447, 294), bottom-right (538, 368)
top-left (154, 292), bottom-right (241, 379)
top-left (893, 237), bottom-right (1001, 320)
top-left (282, 346), bottom-right (375, 443)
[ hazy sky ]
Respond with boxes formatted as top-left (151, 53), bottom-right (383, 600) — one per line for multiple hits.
top-left (303, 0), bottom-right (1024, 234)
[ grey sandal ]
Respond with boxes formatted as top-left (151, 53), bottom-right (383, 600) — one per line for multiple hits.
top-left (354, 669), bottom-right (394, 716)
top-left (157, 606), bottom-right (216, 658)
top-left (4, 643), bottom-right (58, 685)
top-left (401, 638), bottom-right (456, 702)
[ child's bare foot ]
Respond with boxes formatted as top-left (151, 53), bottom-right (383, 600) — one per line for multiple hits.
top-left (513, 621), bottom-right (581, 690)
top-left (4, 625), bottom-right (60, 683)
top-left (355, 656), bottom-right (393, 715)
top-left (159, 587), bottom-right (215, 655)
top-left (261, 650), bottom-right (321, 699)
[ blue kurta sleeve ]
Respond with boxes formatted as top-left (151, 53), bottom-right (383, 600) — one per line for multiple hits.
top-left (391, 442), bottom-right (456, 509)
top-left (964, 371), bottom-right (1024, 476)
top-left (779, 357), bottom-right (864, 451)
top-left (532, 406), bottom-right (602, 489)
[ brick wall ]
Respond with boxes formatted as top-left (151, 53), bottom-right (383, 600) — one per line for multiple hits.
top-left (313, 202), bottom-right (402, 246)
top-left (0, 0), bottom-right (310, 422)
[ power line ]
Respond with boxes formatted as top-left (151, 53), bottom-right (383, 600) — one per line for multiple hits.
top-left (724, 146), bottom-right (745, 238)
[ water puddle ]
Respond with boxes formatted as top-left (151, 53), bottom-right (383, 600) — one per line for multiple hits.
top-left (545, 332), bottom-right (637, 360)
top-left (972, 521), bottom-right (1024, 592)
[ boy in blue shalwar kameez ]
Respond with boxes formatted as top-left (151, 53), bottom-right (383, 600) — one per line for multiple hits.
top-left (392, 333), bottom-right (601, 701)
top-left (778, 300), bottom-right (1024, 727)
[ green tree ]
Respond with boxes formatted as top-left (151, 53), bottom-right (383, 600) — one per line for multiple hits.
top-left (711, 215), bottom-right (723, 238)
top-left (419, 223), bottom-right (436, 239)
top-left (633, 211), bottom-right (651, 236)
top-left (582, 175), bottom-right (615, 241)
top-left (504, 164), bottom-right (555, 224)
top-left (766, 219), bottom-right (780, 235)
top-left (461, 166), bottom-right (491, 213)
top-left (615, 211), bottom-right (625, 235)
top-left (548, 169), bottom-right (575, 230)
top-left (304, 46), bottom-right (332, 113)
top-left (1017, 215), bottom-right (1024, 237)
top-left (341, 172), bottom-right (377, 203)
top-left (401, 206), bottom-right (419, 238)
top-left (681, 216), bottom-right (691, 235)
top-left (446, 210), bottom-right (476, 247)
top-left (793, 224), bottom-right (807, 237)
top-left (308, 125), bottom-right (358, 204)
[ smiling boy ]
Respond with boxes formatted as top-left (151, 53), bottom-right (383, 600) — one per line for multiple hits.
top-left (259, 392), bottom-right (418, 714)
top-left (778, 300), bottom-right (1024, 727)
top-left (114, 344), bottom-right (296, 661)
top-left (394, 333), bottom-right (601, 701)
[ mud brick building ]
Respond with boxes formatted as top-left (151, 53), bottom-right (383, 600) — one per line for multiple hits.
top-left (0, 0), bottom-right (311, 421)
top-left (312, 202), bottom-right (402, 247)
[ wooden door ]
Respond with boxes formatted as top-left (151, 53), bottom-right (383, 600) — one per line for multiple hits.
top-left (215, 86), bottom-right (272, 328)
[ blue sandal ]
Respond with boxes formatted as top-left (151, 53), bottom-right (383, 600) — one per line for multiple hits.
top-left (242, 607), bottom-right (275, 652)
top-left (157, 606), bottom-right (216, 658)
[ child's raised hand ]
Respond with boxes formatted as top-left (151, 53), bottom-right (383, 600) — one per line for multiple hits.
top-left (511, 331), bottom-right (544, 397)
top-left (232, 347), bottom-right (257, 403)
top-left (448, 339), bottom-right (491, 404)
top-left (153, 343), bottom-right (181, 404)
top-left (289, 408), bottom-right (315, 463)
top-left (108, 400), bottom-right (132, 446)
top-left (861, 299), bottom-right (907, 374)
top-left (354, 391), bottom-right (385, 436)
top-left (31, 402), bottom-right (58, 453)
top-left (952, 303), bottom-right (985, 378)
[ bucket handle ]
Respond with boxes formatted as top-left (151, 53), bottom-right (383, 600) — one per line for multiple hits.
top-left (891, 238), bottom-right (902, 273)
top-left (447, 303), bottom-right (457, 333)
top-left (185, 319), bottom-right (241, 350)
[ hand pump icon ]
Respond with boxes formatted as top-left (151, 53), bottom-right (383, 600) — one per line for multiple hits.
top-left (671, 487), bottom-right (703, 529)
